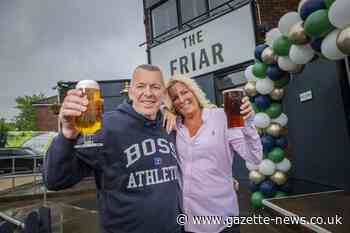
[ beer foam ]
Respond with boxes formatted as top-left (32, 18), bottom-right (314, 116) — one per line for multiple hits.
top-left (76, 80), bottom-right (100, 89)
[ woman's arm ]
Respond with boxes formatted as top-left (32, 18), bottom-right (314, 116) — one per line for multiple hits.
top-left (226, 98), bottom-right (263, 165)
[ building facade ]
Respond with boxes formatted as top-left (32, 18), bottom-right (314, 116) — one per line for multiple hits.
top-left (33, 96), bottom-right (59, 131)
top-left (143, 0), bottom-right (301, 106)
top-left (142, 0), bottom-right (350, 192)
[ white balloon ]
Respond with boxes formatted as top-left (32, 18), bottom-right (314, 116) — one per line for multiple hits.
top-left (329, 0), bottom-right (350, 29)
top-left (298, 0), bottom-right (308, 14)
top-left (246, 161), bottom-right (259, 171)
top-left (278, 56), bottom-right (300, 72)
top-left (244, 65), bottom-right (257, 81)
top-left (254, 112), bottom-right (271, 129)
top-left (276, 158), bottom-right (291, 172)
top-left (278, 12), bottom-right (302, 36)
top-left (289, 44), bottom-right (315, 64)
top-left (259, 159), bottom-right (276, 176)
top-left (271, 113), bottom-right (288, 127)
top-left (255, 77), bottom-right (274, 95)
top-left (321, 29), bottom-right (347, 60)
top-left (265, 28), bottom-right (282, 46)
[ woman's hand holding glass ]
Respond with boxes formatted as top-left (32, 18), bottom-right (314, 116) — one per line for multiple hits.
top-left (240, 97), bottom-right (254, 121)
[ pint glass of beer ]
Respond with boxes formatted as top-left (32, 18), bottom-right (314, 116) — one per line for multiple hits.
top-left (223, 88), bottom-right (245, 128)
top-left (74, 80), bottom-right (103, 148)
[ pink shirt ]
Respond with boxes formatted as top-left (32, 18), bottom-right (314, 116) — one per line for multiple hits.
top-left (175, 108), bottom-right (263, 233)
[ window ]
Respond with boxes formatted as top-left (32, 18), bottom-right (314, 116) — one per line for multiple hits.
top-left (209, 0), bottom-right (231, 9)
top-left (215, 70), bottom-right (246, 107)
top-left (209, 0), bottom-right (231, 15)
top-left (180, 0), bottom-right (208, 24)
top-left (145, 0), bottom-right (164, 9)
top-left (151, 0), bottom-right (178, 38)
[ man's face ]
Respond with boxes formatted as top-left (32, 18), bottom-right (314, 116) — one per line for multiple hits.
top-left (129, 69), bottom-right (165, 120)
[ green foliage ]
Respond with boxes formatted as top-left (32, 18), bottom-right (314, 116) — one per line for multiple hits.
top-left (0, 118), bottom-right (16, 132)
top-left (14, 93), bottom-right (46, 131)
top-left (6, 131), bottom-right (36, 147)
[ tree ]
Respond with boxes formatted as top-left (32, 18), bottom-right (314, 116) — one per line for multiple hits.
top-left (0, 118), bottom-right (15, 147)
top-left (0, 118), bottom-right (16, 132)
top-left (14, 94), bottom-right (46, 131)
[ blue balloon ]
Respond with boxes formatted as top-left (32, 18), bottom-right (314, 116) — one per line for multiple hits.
top-left (261, 134), bottom-right (275, 153)
top-left (275, 136), bottom-right (288, 149)
top-left (254, 44), bottom-right (269, 62)
top-left (260, 180), bottom-right (277, 197)
top-left (279, 181), bottom-right (293, 193)
top-left (310, 38), bottom-right (323, 52)
top-left (299, 0), bottom-right (326, 21)
top-left (249, 180), bottom-right (260, 192)
top-left (254, 95), bottom-right (271, 110)
top-left (249, 96), bottom-right (256, 103)
top-left (266, 65), bottom-right (286, 81)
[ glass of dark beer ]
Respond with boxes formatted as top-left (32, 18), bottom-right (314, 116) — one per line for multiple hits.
top-left (223, 88), bottom-right (245, 128)
top-left (74, 80), bottom-right (103, 148)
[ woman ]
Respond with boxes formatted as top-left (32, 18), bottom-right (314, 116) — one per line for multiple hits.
top-left (165, 75), bottom-right (263, 233)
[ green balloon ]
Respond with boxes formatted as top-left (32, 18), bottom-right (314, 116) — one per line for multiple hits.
top-left (324, 0), bottom-right (335, 8)
top-left (304, 10), bottom-right (334, 38)
top-left (251, 102), bottom-right (261, 113)
top-left (275, 191), bottom-right (287, 198)
top-left (252, 62), bottom-right (267, 78)
top-left (265, 103), bottom-right (282, 118)
top-left (274, 76), bottom-right (290, 88)
top-left (251, 191), bottom-right (265, 209)
top-left (272, 36), bottom-right (291, 56)
top-left (267, 147), bottom-right (285, 163)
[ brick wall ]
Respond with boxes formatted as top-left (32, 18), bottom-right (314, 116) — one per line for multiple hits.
top-left (255, 0), bottom-right (300, 43)
top-left (36, 106), bottom-right (58, 131)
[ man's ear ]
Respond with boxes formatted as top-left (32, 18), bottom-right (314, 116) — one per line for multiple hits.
top-left (128, 86), bottom-right (133, 100)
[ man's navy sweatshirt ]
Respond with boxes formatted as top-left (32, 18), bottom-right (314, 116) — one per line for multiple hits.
top-left (44, 102), bottom-right (182, 233)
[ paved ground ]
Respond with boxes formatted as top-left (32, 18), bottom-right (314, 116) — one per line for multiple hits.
top-left (0, 176), bottom-right (40, 191)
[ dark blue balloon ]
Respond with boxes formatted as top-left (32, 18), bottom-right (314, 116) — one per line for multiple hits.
top-left (279, 181), bottom-right (293, 193)
top-left (299, 0), bottom-right (326, 21)
top-left (260, 180), bottom-right (277, 197)
top-left (254, 95), bottom-right (271, 110)
top-left (310, 38), bottom-right (323, 52)
top-left (261, 134), bottom-right (275, 153)
top-left (266, 65), bottom-right (286, 81)
top-left (249, 180), bottom-right (260, 192)
top-left (275, 136), bottom-right (288, 149)
top-left (254, 44), bottom-right (269, 62)
top-left (249, 96), bottom-right (256, 103)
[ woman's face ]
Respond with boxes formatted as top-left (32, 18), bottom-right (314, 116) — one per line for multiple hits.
top-left (168, 82), bottom-right (201, 117)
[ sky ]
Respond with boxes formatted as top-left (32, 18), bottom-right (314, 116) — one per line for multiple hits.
top-left (0, 0), bottom-right (147, 120)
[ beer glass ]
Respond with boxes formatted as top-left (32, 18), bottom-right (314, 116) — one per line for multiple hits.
top-left (223, 88), bottom-right (245, 128)
top-left (74, 80), bottom-right (103, 148)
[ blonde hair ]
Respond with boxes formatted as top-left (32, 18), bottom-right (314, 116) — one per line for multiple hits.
top-left (165, 74), bottom-right (216, 113)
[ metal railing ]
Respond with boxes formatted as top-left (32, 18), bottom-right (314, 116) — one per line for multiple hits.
top-left (0, 154), bottom-right (44, 191)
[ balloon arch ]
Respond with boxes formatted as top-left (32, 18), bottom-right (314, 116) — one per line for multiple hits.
top-left (243, 0), bottom-right (350, 208)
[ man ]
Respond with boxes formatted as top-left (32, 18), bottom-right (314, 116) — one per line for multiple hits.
top-left (44, 64), bottom-right (181, 233)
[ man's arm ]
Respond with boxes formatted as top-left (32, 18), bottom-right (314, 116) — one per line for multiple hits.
top-left (43, 89), bottom-right (92, 190)
top-left (43, 133), bottom-right (92, 190)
